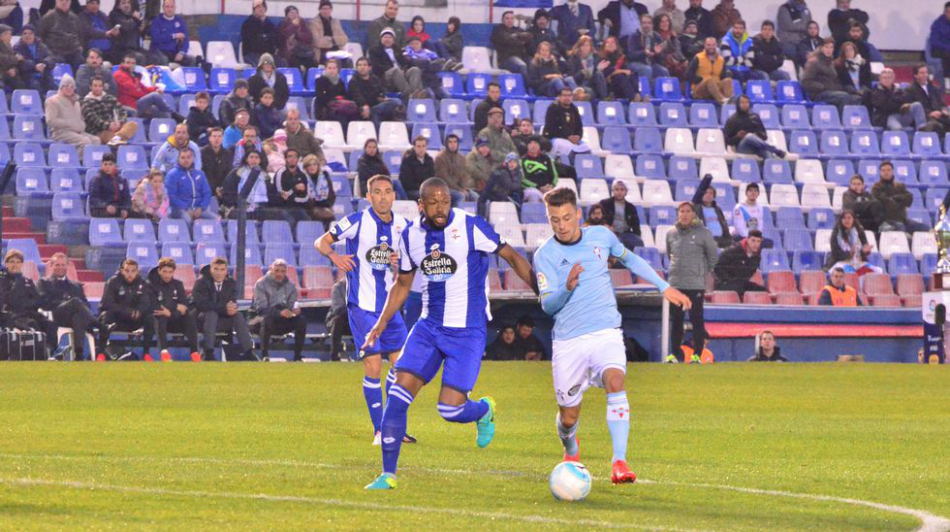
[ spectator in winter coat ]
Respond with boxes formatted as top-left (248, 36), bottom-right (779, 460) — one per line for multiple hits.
top-left (14, 25), bottom-right (55, 92)
top-left (368, 28), bottom-right (425, 99)
top-left (301, 154), bottom-right (336, 228)
top-left (466, 138), bottom-right (495, 193)
top-left (872, 161), bottom-right (929, 234)
top-left (149, 0), bottom-right (193, 66)
top-left (479, 108), bottom-right (519, 168)
top-left (842, 174), bottom-right (881, 233)
top-left (365, 0), bottom-right (404, 50)
top-left (272, 148), bottom-right (314, 225)
top-left (800, 38), bottom-right (862, 110)
top-left (527, 9), bottom-right (562, 59)
top-left (566, 35), bottom-right (608, 101)
top-left (551, 0), bottom-right (597, 48)
top-left (687, 36), bottom-right (733, 103)
top-left (223, 107), bottom-right (251, 150)
top-left (218, 78), bottom-right (253, 129)
top-left (473, 83), bottom-right (503, 136)
top-left (114, 53), bottom-right (177, 119)
top-left (477, 152), bottom-right (524, 217)
top-left (930, 3), bottom-right (950, 80)
top-left (186, 92), bottom-right (221, 147)
top-left (679, 20), bottom-right (704, 62)
top-left (284, 108), bottom-right (325, 163)
top-left (109, 0), bottom-right (160, 66)
top-left (309, 0), bottom-right (347, 66)
top-left (277, 5), bottom-right (315, 71)
top-left (834, 40), bottom-right (870, 95)
top-left (357, 138), bottom-right (404, 198)
top-left (724, 95), bottom-right (787, 159)
top-left (598, 0), bottom-right (649, 40)
top-left (314, 59), bottom-right (352, 125)
top-left (720, 19), bottom-right (755, 82)
top-left (190, 258), bottom-right (255, 361)
top-left (511, 118), bottom-right (552, 156)
top-left (250, 87), bottom-right (281, 141)
top-left (543, 86), bottom-right (588, 160)
top-left (45, 74), bottom-right (101, 148)
top-left (794, 20), bottom-right (822, 69)
top-left (76, 48), bottom-right (116, 97)
top-left (491, 10), bottom-right (532, 80)
top-left (78, 0), bottom-right (115, 56)
top-left (82, 75), bottom-right (137, 145)
top-left (0, 250), bottom-right (58, 357)
top-left (528, 40), bottom-right (577, 97)
top-left (153, 122), bottom-right (201, 173)
top-left (869, 68), bottom-right (927, 131)
top-left (37, 253), bottom-right (98, 361)
top-left (713, 230), bottom-right (765, 297)
top-left (440, 16), bottom-right (463, 62)
top-left (201, 128), bottom-right (232, 199)
top-left (521, 139), bottom-right (558, 203)
top-left (247, 53), bottom-right (289, 110)
top-left (131, 168), bottom-right (169, 221)
top-left (348, 57), bottom-right (402, 130)
top-left (165, 147), bottom-right (214, 223)
top-left (627, 14), bottom-right (670, 86)
top-left (751, 21), bottom-right (789, 81)
top-left (98, 258), bottom-right (154, 359)
top-left (828, 0), bottom-right (869, 48)
top-left (252, 259), bottom-right (307, 361)
top-left (710, 0), bottom-right (741, 38)
top-left (823, 210), bottom-right (877, 274)
top-left (776, 0), bottom-right (811, 59)
top-left (599, 35), bottom-right (642, 100)
top-left (146, 258), bottom-right (200, 361)
top-left (905, 64), bottom-right (950, 128)
top-left (434, 134), bottom-right (477, 205)
top-left (598, 179), bottom-right (644, 250)
top-left (240, 0), bottom-right (281, 68)
top-left (684, 0), bottom-right (714, 40)
top-left (691, 174), bottom-right (732, 248)
top-left (399, 136), bottom-right (434, 201)
top-left (88, 154), bottom-right (131, 218)
top-left (37, 0), bottom-right (83, 69)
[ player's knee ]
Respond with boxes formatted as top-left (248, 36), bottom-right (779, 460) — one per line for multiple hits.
top-left (559, 407), bottom-right (580, 427)
top-left (363, 357), bottom-right (382, 379)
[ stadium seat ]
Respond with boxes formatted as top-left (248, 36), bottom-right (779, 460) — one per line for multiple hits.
top-left (628, 102), bottom-right (658, 127)
top-left (695, 128), bottom-right (726, 155)
top-left (117, 145), bottom-right (148, 170)
top-left (801, 184), bottom-right (832, 209)
top-left (752, 104), bottom-right (780, 128)
top-left (888, 252), bottom-right (918, 276)
top-left (881, 131), bottom-right (911, 158)
top-left (769, 184), bottom-right (799, 208)
top-left (206, 41), bottom-right (246, 68)
top-left (919, 161), bottom-right (948, 186)
top-left (711, 182), bottom-right (736, 211)
top-left (465, 74), bottom-right (491, 98)
top-left (412, 122), bottom-right (442, 150)
top-left (51, 193), bottom-right (85, 221)
top-left (653, 225), bottom-right (674, 254)
top-left (892, 160), bottom-right (918, 184)
top-left (857, 159), bottom-right (883, 183)
top-left (383, 151), bottom-right (403, 174)
top-left (907, 208), bottom-right (931, 228)
top-left (633, 127), bottom-right (664, 154)
top-left (659, 102), bottom-right (688, 127)
top-left (461, 46), bottom-right (504, 75)
top-left (229, 241), bottom-right (262, 268)
top-left (575, 154), bottom-right (606, 179)
top-left (209, 67), bottom-right (236, 93)
top-left (156, 218), bottom-right (190, 243)
top-left (745, 80), bottom-right (773, 102)
top-left (799, 270), bottom-right (826, 297)
top-left (405, 98), bottom-right (437, 123)
top-left (524, 224), bottom-right (553, 251)
top-left (781, 104), bottom-right (809, 129)
top-left (878, 231), bottom-right (910, 259)
top-left (863, 273), bottom-right (895, 296)
top-left (731, 159), bottom-right (760, 182)
top-left (195, 243), bottom-right (227, 267)
top-left (15, 168), bottom-right (48, 197)
top-left (789, 130), bottom-right (818, 156)
top-left (896, 274), bottom-right (924, 297)
top-left (794, 159), bottom-right (825, 184)
top-left (437, 72), bottom-right (464, 98)
top-left (82, 145), bottom-right (111, 169)
top-left (377, 122), bottom-right (410, 152)
top-left (597, 101), bottom-right (626, 126)
top-left (126, 242), bottom-right (158, 269)
top-left (601, 127), bottom-right (632, 153)
top-left (812, 105), bottom-right (841, 129)
top-left (149, 118), bottom-right (177, 143)
top-left (654, 77), bottom-right (684, 100)
top-left (277, 67), bottom-right (306, 96)
top-left (709, 291), bottom-right (740, 304)
top-left (13, 115), bottom-right (45, 141)
top-left (913, 132), bottom-right (942, 157)
top-left (159, 241), bottom-right (193, 266)
top-left (674, 179), bottom-right (701, 202)
top-left (743, 291), bottom-right (772, 305)
top-left (912, 231), bottom-right (937, 259)
top-left (574, 101), bottom-right (595, 126)
top-left (315, 121), bottom-right (346, 149)
top-left (89, 218), bottom-right (124, 247)
top-left (642, 181), bottom-right (675, 206)
top-left (124, 219), bottom-right (156, 243)
top-left (776, 207), bottom-right (806, 229)
top-left (820, 130), bottom-right (849, 157)
top-left (488, 201), bottom-right (519, 225)
top-left (763, 160), bottom-right (793, 183)
top-left (439, 98), bottom-right (467, 123)
top-left (668, 156), bottom-right (698, 180)
top-left (825, 159), bottom-right (855, 186)
top-left (443, 124), bottom-right (473, 151)
top-left (635, 154), bottom-right (665, 178)
top-left (774, 292), bottom-right (804, 305)
top-left (766, 130), bottom-right (788, 152)
top-left (648, 206), bottom-right (677, 228)
top-left (841, 105), bottom-right (871, 129)
top-left (501, 99), bottom-right (529, 126)
top-left (520, 203), bottom-right (547, 224)
top-left (807, 208), bottom-right (836, 230)
top-left (689, 103), bottom-right (718, 128)
top-left (614, 177), bottom-right (642, 204)
top-left (181, 66), bottom-right (206, 91)
top-left (11, 89), bottom-right (43, 115)
top-left (699, 157), bottom-right (730, 182)
top-left (926, 187), bottom-right (949, 212)
top-left (14, 143), bottom-right (46, 167)
top-left (261, 220), bottom-right (294, 244)
top-left (767, 270), bottom-right (797, 294)
top-left (792, 250), bottom-right (824, 272)
top-left (50, 168), bottom-right (82, 194)
top-left (193, 219), bottom-right (225, 243)
top-left (783, 228), bottom-right (813, 252)
top-left (850, 131), bottom-right (880, 156)
top-left (264, 243), bottom-right (297, 268)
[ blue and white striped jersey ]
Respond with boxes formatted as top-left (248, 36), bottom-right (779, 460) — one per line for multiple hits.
top-left (398, 208), bottom-right (505, 329)
top-left (330, 208), bottom-right (408, 313)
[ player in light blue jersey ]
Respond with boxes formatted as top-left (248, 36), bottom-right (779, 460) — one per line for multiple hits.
top-left (364, 178), bottom-right (538, 490)
top-left (533, 187), bottom-right (691, 484)
top-left (315, 174), bottom-right (417, 446)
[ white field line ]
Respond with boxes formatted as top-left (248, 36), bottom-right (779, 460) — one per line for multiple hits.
top-left (0, 453), bottom-right (947, 532)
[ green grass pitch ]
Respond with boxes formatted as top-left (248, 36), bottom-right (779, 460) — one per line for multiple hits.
top-left (0, 362), bottom-right (947, 530)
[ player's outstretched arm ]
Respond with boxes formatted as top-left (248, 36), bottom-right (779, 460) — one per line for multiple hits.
top-left (315, 231), bottom-right (356, 272)
top-left (363, 270), bottom-right (415, 349)
top-left (498, 244), bottom-right (539, 295)
top-left (614, 246), bottom-right (691, 310)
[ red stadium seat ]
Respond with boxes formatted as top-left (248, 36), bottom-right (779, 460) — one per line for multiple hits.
top-left (173, 267), bottom-right (196, 293)
top-left (870, 294), bottom-right (902, 307)
top-left (709, 291), bottom-right (740, 304)
top-left (902, 294), bottom-right (922, 308)
top-left (305, 287), bottom-right (332, 299)
top-left (766, 270), bottom-right (797, 294)
top-left (488, 270), bottom-right (503, 291)
top-left (84, 282), bottom-right (104, 298)
top-left (843, 272), bottom-right (861, 293)
top-left (743, 291), bottom-right (772, 305)
top-left (66, 260), bottom-right (79, 281)
top-left (799, 270), bottom-right (826, 297)
top-left (303, 266), bottom-right (334, 289)
top-left (862, 273), bottom-right (895, 296)
top-left (243, 265), bottom-right (263, 288)
top-left (610, 269), bottom-right (633, 287)
top-left (285, 267), bottom-right (300, 287)
top-left (896, 274), bottom-right (923, 297)
top-left (505, 270), bottom-right (532, 291)
top-left (774, 292), bottom-right (804, 305)
top-left (750, 270), bottom-right (764, 287)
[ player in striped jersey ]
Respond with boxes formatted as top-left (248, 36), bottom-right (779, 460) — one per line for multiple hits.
top-left (364, 178), bottom-right (538, 490)
top-left (314, 174), bottom-right (416, 445)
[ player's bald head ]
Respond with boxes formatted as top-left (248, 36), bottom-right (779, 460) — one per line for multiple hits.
top-left (420, 177), bottom-right (450, 199)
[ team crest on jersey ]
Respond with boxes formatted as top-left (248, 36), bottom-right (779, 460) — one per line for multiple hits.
top-left (450, 228), bottom-right (461, 241)
top-left (365, 236), bottom-right (393, 271)
top-left (420, 243), bottom-right (457, 282)
top-left (593, 246), bottom-right (603, 260)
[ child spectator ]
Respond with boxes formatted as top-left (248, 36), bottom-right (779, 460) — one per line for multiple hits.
top-left (187, 92), bottom-right (221, 147)
top-left (440, 16), bottom-right (463, 62)
top-left (251, 87), bottom-right (281, 141)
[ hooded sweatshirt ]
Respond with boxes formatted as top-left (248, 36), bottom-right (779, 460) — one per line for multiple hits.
top-left (153, 135), bottom-right (203, 173)
top-left (252, 272), bottom-right (299, 318)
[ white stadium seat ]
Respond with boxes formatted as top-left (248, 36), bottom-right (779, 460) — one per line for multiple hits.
top-left (654, 225), bottom-right (674, 254)
top-left (488, 201), bottom-right (520, 225)
top-left (699, 157), bottom-right (730, 182)
top-left (377, 122), bottom-right (411, 152)
top-left (766, 130), bottom-right (788, 152)
top-left (664, 128), bottom-right (694, 155)
top-left (579, 178), bottom-right (610, 204)
top-left (461, 46), bottom-right (505, 75)
top-left (392, 200), bottom-right (419, 221)
top-left (605, 154), bottom-right (635, 179)
top-left (832, 186), bottom-right (847, 211)
top-left (346, 121), bottom-right (377, 150)
top-left (206, 41), bottom-right (247, 68)
top-left (864, 231), bottom-right (878, 252)
top-left (640, 226), bottom-right (655, 248)
top-left (801, 184), bottom-right (832, 208)
top-left (641, 180), bottom-right (674, 206)
top-left (695, 128), bottom-right (726, 156)
top-left (815, 229), bottom-right (833, 253)
top-left (769, 184), bottom-right (800, 207)
top-left (494, 222), bottom-right (526, 248)
top-left (582, 126), bottom-right (608, 157)
top-left (912, 231), bottom-right (937, 259)
top-left (878, 231), bottom-right (910, 260)
top-left (795, 159), bottom-right (825, 183)
top-left (558, 177), bottom-right (578, 197)
top-left (524, 224), bottom-right (553, 251)
top-left (315, 121), bottom-right (346, 149)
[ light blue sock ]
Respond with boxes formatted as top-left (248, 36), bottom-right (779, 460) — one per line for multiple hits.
top-left (606, 391), bottom-right (630, 463)
top-left (381, 384), bottom-right (414, 475)
top-left (437, 400), bottom-right (488, 424)
top-left (556, 414), bottom-right (579, 456)
top-left (362, 377), bottom-right (383, 433)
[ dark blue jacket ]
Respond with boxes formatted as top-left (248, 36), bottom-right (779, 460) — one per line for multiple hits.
top-left (88, 171), bottom-right (131, 211)
top-left (550, 3), bottom-right (596, 48)
top-left (149, 15), bottom-right (188, 57)
top-left (251, 102), bottom-right (281, 141)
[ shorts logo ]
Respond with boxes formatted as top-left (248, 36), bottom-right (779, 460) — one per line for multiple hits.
top-left (366, 236), bottom-right (394, 271)
top-left (421, 243), bottom-right (457, 282)
top-left (568, 384), bottom-right (581, 397)
top-left (537, 272), bottom-right (548, 291)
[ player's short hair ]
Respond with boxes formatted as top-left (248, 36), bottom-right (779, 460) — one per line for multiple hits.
top-left (543, 187), bottom-right (577, 208)
top-left (831, 267), bottom-right (845, 275)
top-left (211, 257), bottom-right (228, 267)
top-left (157, 257), bottom-right (176, 270)
top-left (747, 230), bottom-right (763, 239)
top-left (367, 174), bottom-right (393, 189)
top-left (121, 258), bottom-right (139, 269)
top-left (3, 249), bottom-right (24, 263)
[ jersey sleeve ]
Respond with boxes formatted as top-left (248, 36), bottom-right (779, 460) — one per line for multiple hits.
top-left (328, 212), bottom-right (361, 241)
top-left (534, 244), bottom-right (572, 315)
top-left (471, 214), bottom-right (505, 254)
top-left (398, 225), bottom-right (417, 273)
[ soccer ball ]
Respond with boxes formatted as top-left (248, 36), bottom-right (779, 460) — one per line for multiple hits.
top-left (549, 461), bottom-right (592, 501)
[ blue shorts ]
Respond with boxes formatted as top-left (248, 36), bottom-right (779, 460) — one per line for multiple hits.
top-left (348, 304), bottom-right (408, 358)
top-left (395, 318), bottom-right (486, 393)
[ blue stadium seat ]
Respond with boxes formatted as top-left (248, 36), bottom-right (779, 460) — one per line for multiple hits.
top-left (285, 96), bottom-right (310, 121)
top-left (925, 187), bottom-right (946, 214)
top-left (776, 207), bottom-right (806, 229)
top-left (783, 228), bottom-right (813, 252)
top-left (919, 160), bottom-right (948, 186)
top-left (635, 154), bottom-right (666, 178)
top-left (126, 117), bottom-right (147, 144)
top-left (760, 248), bottom-right (791, 272)
top-left (649, 206), bottom-right (677, 226)
top-left (383, 151), bottom-right (403, 174)
top-left (842, 105), bottom-right (871, 129)
top-left (689, 103), bottom-right (718, 128)
top-left (0, 89), bottom-right (8, 114)
top-left (0, 143), bottom-right (9, 166)
top-left (597, 101), bottom-right (626, 126)
top-left (674, 179), bottom-right (701, 202)
top-left (907, 208), bottom-right (931, 227)
top-left (628, 102), bottom-right (657, 127)
top-left (751, 104), bottom-right (780, 128)
top-left (857, 159), bottom-right (884, 184)
top-left (14, 143), bottom-right (45, 167)
top-left (745, 80), bottom-right (774, 102)
top-left (330, 175), bottom-right (352, 198)
top-left (922, 253), bottom-right (939, 282)
top-left (439, 98), bottom-right (468, 123)
top-left (15, 168), bottom-right (48, 197)
top-left (299, 244), bottom-right (331, 267)
top-left (638, 76), bottom-right (651, 97)
top-left (913, 132), bottom-right (943, 157)
top-left (161, 242), bottom-right (194, 265)
top-left (178, 93), bottom-right (196, 115)
top-left (826, 159), bottom-right (855, 186)
top-left (127, 242), bottom-right (159, 269)
top-left (499, 73), bottom-right (527, 97)
top-left (789, 130), bottom-right (818, 156)
top-left (633, 127), bottom-right (663, 154)
top-left (264, 243), bottom-right (297, 268)
top-left (908, 187), bottom-right (924, 208)
top-left (408, 99), bottom-right (437, 122)
top-left (6, 238), bottom-right (42, 264)
top-left (658, 102), bottom-right (688, 127)
top-left (521, 203), bottom-right (547, 224)
top-left (278, 68), bottom-right (307, 95)
top-left (532, 99), bottom-right (553, 124)
top-left (181, 66), bottom-right (207, 91)
top-left (82, 145), bottom-right (111, 168)
top-left (730, 159), bottom-right (761, 183)
top-left (194, 219), bottom-right (226, 243)
top-left (668, 156), bottom-right (698, 180)
top-left (124, 219), bottom-right (156, 242)
top-left (775, 81), bottom-right (804, 103)
top-left (781, 104), bottom-right (810, 130)
top-left (11, 90), bottom-right (43, 115)
top-left (444, 124), bottom-right (473, 151)
top-left (792, 250), bottom-right (824, 272)
top-left (48, 143), bottom-right (80, 168)
top-left (763, 160), bottom-right (793, 183)
top-left (230, 243), bottom-right (263, 268)
top-left (807, 207), bottom-right (836, 230)
top-left (118, 145), bottom-right (148, 170)
top-left (654, 77), bottom-right (684, 100)
top-left (850, 131), bottom-right (881, 156)
top-left (466, 73), bottom-right (491, 97)
top-left (0, 117), bottom-right (9, 140)
top-left (888, 252), bottom-right (918, 276)
top-left (13, 115), bottom-right (45, 141)
top-left (892, 160), bottom-right (918, 184)
top-left (194, 242), bottom-right (227, 267)
top-left (295, 221), bottom-right (323, 246)
top-left (720, 103), bottom-right (736, 125)
top-left (502, 99), bottom-right (530, 126)
top-left (227, 219), bottom-right (260, 244)
top-left (575, 154), bottom-right (605, 179)
top-left (209, 67), bottom-right (236, 93)
top-left (412, 122), bottom-right (443, 150)
top-left (881, 131), bottom-right (911, 158)
top-left (261, 220), bottom-right (294, 244)
top-left (303, 67), bottom-right (322, 90)
top-left (50, 168), bottom-right (82, 193)
top-left (634, 247), bottom-right (663, 270)
top-left (89, 218), bottom-right (124, 247)
top-left (711, 182), bottom-right (736, 211)
top-left (149, 119), bottom-right (177, 143)
top-left (819, 130), bottom-right (850, 157)
top-left (157, 218), bottom-right (190, 243)
top-left (601, 126), bottom-right (632, 153)
top-left (51, 193), bottom-right (86, 221)
top-left (437, 72), bottom-right (464, 98)
top-left (574, 100), bottom-right (595, 126)
top-left (51, 63), bottom-right (73, 87)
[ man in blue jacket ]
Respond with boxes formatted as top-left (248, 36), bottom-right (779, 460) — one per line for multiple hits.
top-left (153, 122), bottom-right (202, 173)
top-left (149, 0), bottom-right (195, 66)
top-left (550, 0), bottom-right (596, 49)
top-left (165, 147), bottom-right (214, 223)
top-left (88, 153), bottom-right (132, 218)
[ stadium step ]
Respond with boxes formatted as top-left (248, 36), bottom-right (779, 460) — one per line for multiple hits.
top-left (39, 244), bottom-right (67, 261)
top-left (77, 270), bottom-right (104, 283)
top-left (2, 206), bottom-right (13, 218)
top-left (3, 232), bottom-right (46, 245)
top-left (2, 217), bottom-right (31, 233)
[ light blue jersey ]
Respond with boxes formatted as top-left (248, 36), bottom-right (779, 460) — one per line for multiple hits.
top-left (533, 226), bottom-right (669, 341)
